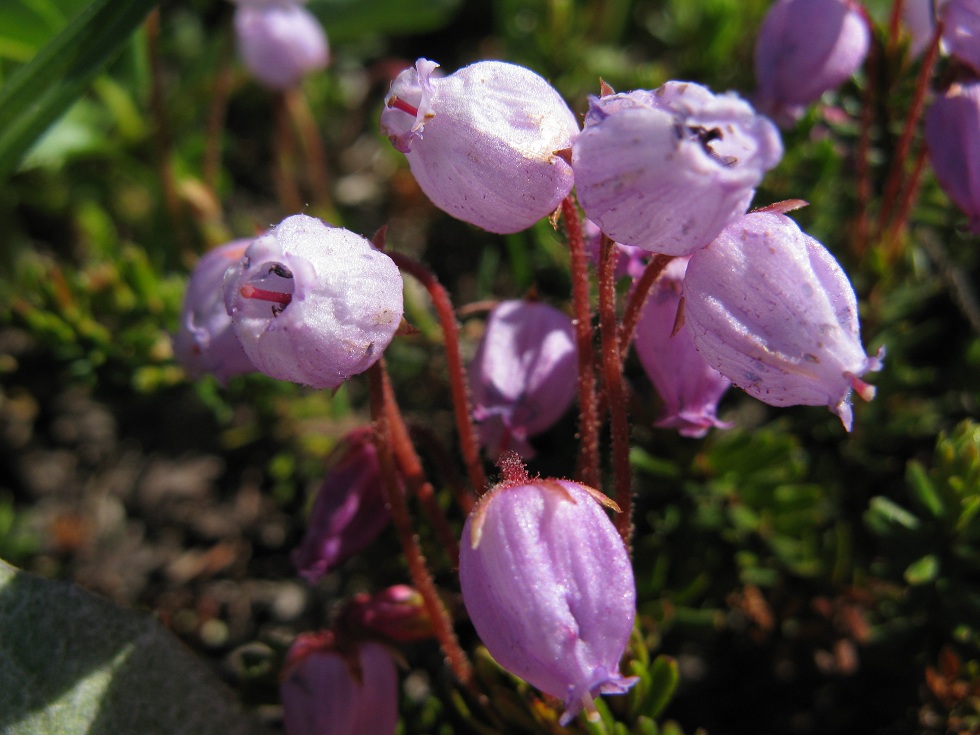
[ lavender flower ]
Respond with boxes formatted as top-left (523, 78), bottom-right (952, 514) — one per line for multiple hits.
top-left (173, 239), bottom-right (256, 383)
top-left (753, 0), bottom-right (870, 126)
top-left (469, 300), bottom-right (577, 458)
top-left (683, 211), bottom-right (882, 430)
top-left (902, 0), bottom-right (947, 57)
top-left (280, 632), bottom-right (398, 735)
top-left (633, 257), bottom-right (732, 437)
top-left (943, 0), bottom-right (980, 74)
top-left (572, 82), bottom-right (782, 256)
top-left (925, 82), bottom-right (980, 233)
top-left (292, 428), bottom-right (391, 584)
top-left (459, 463), bottom-right (637, 725)
top-left (380, 59), bottom-right (578, 234)
top-left (223, 214), bottom-right (403, 388)
top-left (234, 0), bottom-right (328, 91)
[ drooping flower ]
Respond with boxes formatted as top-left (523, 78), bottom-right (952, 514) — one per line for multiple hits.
top-left (683, 211), bottom-right (883, 431)
top-left (943, 0), bottom-right (980, 73)
top-left (572, 81), bottom-right (782, 256)
top-left (380, 58), bottom-right (578, 234)
top-left (223, 214), bottom-right (403, 388)
top-left (469, 300), bottom-right (577, 458)
top-left (633, 257), bottom-right (732, 437)
top-left (340, 585), bottom-right (433, 642)
top-left (292, 428), bottom-right (391, 584)
top-left (902, 0), bottom-right (948, 57)
top-left (280, 632), bottom-right (398, 735)
top-left (234, 0), bottom-right (328, 91)
top-left (459, 461), bottom-right (637, 725)
top-left (753, 0), bottom-right (871, 126)
top-left (925, 81), bottom-right (980, 234)
top-left (173, 238), bottom-right (256, 383)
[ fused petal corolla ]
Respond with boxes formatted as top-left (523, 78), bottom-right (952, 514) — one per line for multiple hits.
top-left (572, 82), bottom-right (782, 256)
top-left (223, 214), bottom-right (403, 389)
top-left (683, 211), bottom-right (882, 430)
top-left (380, 58), bottom-right (578, 234)
top-left (459, 477), bottom-right (637, 725)
top-left (925, 82), bottom-right (980, 234)
top-left (234, 0), bottom-right (328, 90)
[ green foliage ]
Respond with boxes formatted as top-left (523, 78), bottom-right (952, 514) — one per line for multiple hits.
top-left (0, 558), bottom-right (268, 735)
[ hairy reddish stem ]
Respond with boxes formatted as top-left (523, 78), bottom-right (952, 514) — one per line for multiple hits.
top-left (598, 236), bottom-right (633, 549)
top-left (381, 368), bottom-right (461, 565)
top-left (619, 254), bottom-right (673, 362)
top-left (273, 93), bottom-right (304, 213)
top-left (854, 18), bottom-right (877, 257)
top-left (367, 361), bottom-right (473, 685)
top-left (284, 88), bottom-right (335, 215)
top-left (561, 196), bottom-right (600, 489)
top-left (409, 423), bottom-right (475, 516)
top-left (388, 252), bottom-right (487, 496)
top-left (878, 21), bottom-right (943, 236)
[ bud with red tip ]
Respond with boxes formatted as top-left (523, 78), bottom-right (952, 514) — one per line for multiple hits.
top-left (633, 257), bottom-right (732, 437)
top-left (234, 0), bottom-right (328, 91)
top-left (340, 585), bottom-right (433, 643)
top-left (459, 458), bottom-right (637, 725)
top-left (380, 59), bottom-right (578, 234)
top-left (925, 82), bottom-right (980, 234)
top-left (280, 632), bottom-right (398, 735)
top-left (468, 300), bottom-right (577, 458)
top-left (753, 0), bottom-right (870, 126)
top-left (683, 211), bottom-right (883, 431)
top-left (292, 429), bottom-right (391, 584)
top-left (174, 239), bottom-right (256, 383)
top-left (223, 214), bottom-right (403, 389)
top-left (572, 81), bottom-right (782, 256)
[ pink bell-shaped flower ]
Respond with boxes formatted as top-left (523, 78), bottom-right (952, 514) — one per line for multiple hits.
top-left (943, 0), bottom-right (980, 73)
top-left (459, 459), bottom-right (637, 725)
top-left (280, 632), bottom-right (398, 735)
top-left (223, 214), bottom-right (403, 388)
top-left (234, 0), bottom-right (328, 91)
top-left (380, 58), bottom-right (578, 234)
top-left (925, 82), bottom-right (980, 233)
top-left (468, 300), bottom-right (577, 458)
top-left (633, 257), bottom-right (733, 437)
top-left (292, 428), bottom-right (391, 584)
top-left (572, 82), bottom-right (782, 256)
top-left (753, 0), bottom-right (871, 126)
top-left (173, 238), bottom-right (256, 383)
top-left (683, 211), bottom-right (882, 431)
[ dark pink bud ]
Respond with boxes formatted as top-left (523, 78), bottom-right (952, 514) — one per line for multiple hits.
top-left (234, 0), bottom-right (328, 91)
top-left (633, 257), bottom-right (733, 437)
top-left (292, 429), bottom-right (391, 584)
top-left (341, 585), bottom-right (433, 642)
top-left (459, 471), bottom-right (637, 725)
top-left (753, 0), bottom-right (870, 126)
top-left (683, 212), bottom-right (883, 431)
top-left (926, 82), bottom-right (980, 234)
top-left (380, 59), bottom-right (578, 234)
top-left (223, 214), bottom-right (403, 389)
top-left (173, 239), bottom-right (257, 383)
top-left (469, 300), bottom-right (577, 458)
top-left (280, 632), bottom-right (398, 735)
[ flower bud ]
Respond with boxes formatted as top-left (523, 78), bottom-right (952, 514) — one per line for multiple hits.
top-left (469, 300), bottom-right (577, 458)
top-left (943, 0), bottom-right (980, 74)
top-left (925, 82), bottom-right (980, 234)
top-left (633, 257), bottom-right (732, 437)
top-left (280, 632), bottom-right (398, 735)
top-left (459, 464), bottom-right (637, 725)
top-left (292, 429), bottom-right (391, 584)
top-left (341, 585), bottom-right (434, 642)
top-left (753, 0), bottom-right (870, 126)
top-left (234, 0), bottom-right (328, 91)
top-left (683, 211), bottom-right (883, 431)
top-left (380, 58), bottom-right (578, 234)
top-left (223, 214), bottom-right (403, 388)
top-left (572, 82), bottom-right (782, 256)
top-left (173, 239), bottom-right (256, 383)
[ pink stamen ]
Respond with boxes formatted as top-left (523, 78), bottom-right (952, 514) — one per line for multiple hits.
top-left (240, 283), bottom-right (292, 306)
top-left (847, 372), bottom-right (877, 402)
top-left (388, 96), bottom-right (420, 117)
